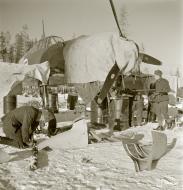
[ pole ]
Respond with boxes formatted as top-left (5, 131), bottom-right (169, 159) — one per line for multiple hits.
top-left (40, 84), bottom-right (49, 109)
top-left (42, 19), bottom-right (46, 39)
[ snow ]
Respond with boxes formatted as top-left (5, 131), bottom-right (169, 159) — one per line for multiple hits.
top-left (0, 123), bottom-right (183, 190)
top-left (38, 119), bottom-right (88, 150)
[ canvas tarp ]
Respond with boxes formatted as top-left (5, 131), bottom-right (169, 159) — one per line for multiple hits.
top-left (0, 61), bottom-right (50, 117)
top-left (63, 32), bottom-right (138, 84)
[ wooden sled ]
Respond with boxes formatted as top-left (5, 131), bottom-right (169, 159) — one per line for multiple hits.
top-left (122, 130), bottom-right (176, 172)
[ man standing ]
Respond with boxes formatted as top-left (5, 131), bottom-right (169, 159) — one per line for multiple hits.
top-left (148, 82), bottom-right (156, 122)
top-left (153, 70), bottom-right (171, 130)
top-left (1, 106), bottom-right (57, 148)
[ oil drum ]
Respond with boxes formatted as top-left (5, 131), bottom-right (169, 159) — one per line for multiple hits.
top-left (113, 98), bottom-right (123, 119)
top-left (48, 94), bottom-right (58, 113)
top-left (3, 95), bottom-right (17, 114)
top-left (90, 100), bottom-right (108, 125)
top-left (67, 94), bottom-right (78, 110)
top-left (109, 96), bottom-right (129, 130)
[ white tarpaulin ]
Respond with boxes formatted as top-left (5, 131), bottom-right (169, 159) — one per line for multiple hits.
top-left (63, 32), bottom-right (138, 84)
top-left (0, 61), bottom-right (50, 117)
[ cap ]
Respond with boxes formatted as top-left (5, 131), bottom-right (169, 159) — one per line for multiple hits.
top-left (154, 69), bottom-right (162, 76)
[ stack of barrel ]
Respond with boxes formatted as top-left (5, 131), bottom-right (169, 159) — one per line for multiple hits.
top-left (3, 95), bottom-right (17, 114)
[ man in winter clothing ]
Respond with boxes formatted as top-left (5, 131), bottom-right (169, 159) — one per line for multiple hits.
top-left (148, 82), bottom-right (156, 122)
top-left (1, 106), bottom-right (56, 148)
top-left (153, 70), bottom-right (171, 130)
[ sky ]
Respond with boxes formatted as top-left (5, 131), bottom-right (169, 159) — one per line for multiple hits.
top-left (0, 0), bottom-right (182, 74)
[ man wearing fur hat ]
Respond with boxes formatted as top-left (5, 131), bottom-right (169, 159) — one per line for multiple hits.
top-left (1, 106), bottom-right (57, 148)
top-left (153, 70), bottom-right (171, 130)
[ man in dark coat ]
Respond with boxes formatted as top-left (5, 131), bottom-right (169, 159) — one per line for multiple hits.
top-left (148, 82), bottom-right (156, 122)
top-left (1, 106), bottom-right (56, 148)
top-left (153, 70), bottom-right (171, 130)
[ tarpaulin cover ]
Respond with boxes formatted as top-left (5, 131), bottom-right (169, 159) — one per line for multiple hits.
top-left (19, 36), bottom-right (65, 74)
top-left (63, 32), bottom-right (138, 84)
top-left (0, 61), bottom-right (50, 117)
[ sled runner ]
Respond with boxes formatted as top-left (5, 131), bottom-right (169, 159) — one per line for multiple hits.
top-left (122, 130), bottom-right (176, 172)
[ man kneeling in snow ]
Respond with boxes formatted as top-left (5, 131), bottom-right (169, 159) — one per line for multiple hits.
top-left (1, 106), bottom-right (57, 148)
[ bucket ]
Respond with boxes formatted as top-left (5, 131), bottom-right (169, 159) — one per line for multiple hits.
top-left (67, 94), bottom-right (78, 110)
top-left (48, 94), bottom-right (58, 113)
top-left (3, 95), bottom-right (17, 114)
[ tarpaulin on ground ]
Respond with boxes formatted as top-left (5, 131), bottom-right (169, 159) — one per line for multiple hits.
top-left (0, 61), bottom-right (50, 117)
top-left (63, 32), bottom-right (138, 84)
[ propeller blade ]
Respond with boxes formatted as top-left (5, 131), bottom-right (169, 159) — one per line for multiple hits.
top-left (109, 0), bottom-right (125, 38)
top-left (140, 53), bottom-right (162, 65)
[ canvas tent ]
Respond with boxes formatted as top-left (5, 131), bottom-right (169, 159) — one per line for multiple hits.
top-left (0, 61), bottom-right (50, 117)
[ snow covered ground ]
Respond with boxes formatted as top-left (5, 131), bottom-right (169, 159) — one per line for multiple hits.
top-left (0, 122), bottom-right (183, 190)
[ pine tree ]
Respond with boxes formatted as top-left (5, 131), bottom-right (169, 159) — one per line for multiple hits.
top-left (15, 33), bottom-right (24, 63)
top-left (8, 45), bottom-right (15, 63)
top-left (0, 32), bottom-right (6, 61)
top-left (4, 31), bottom-right (11, 62)
top-left (21, 24), bottom-right (30, 54)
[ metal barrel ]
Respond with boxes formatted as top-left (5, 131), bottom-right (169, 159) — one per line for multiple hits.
top-left (113, 98), bottom-right (123, 119)
top-left (109, 96), bottom-right (130, 130)
top-left (48, 94), bottom-right (58, 113)
top-left (90, 100), bottom-right (108, 125)
top-left (67, 94), bottom-right (78, 110)
top-left (3, 95), bottom-right (17, 114)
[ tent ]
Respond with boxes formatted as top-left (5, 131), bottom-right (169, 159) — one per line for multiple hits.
top-left (0, 61), bottom-right (50, 117)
